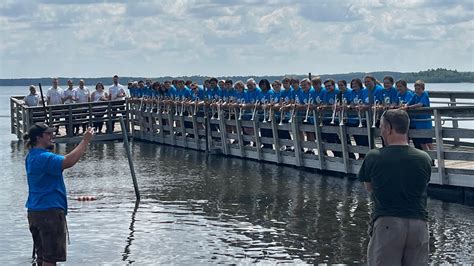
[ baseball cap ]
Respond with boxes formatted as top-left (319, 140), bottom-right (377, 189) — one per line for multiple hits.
top-left (28, 123), bottom-right (56, 138)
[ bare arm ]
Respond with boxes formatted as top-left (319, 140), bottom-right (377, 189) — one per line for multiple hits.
top-left (364, 182), bottom-right (373, 192)
top-left (62, 127), bottom-right (94, 170)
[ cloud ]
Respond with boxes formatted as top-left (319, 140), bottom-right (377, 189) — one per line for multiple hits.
top-left (0, 0), bottom-right (473, 78)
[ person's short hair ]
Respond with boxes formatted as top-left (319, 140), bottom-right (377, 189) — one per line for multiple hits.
top-left (381, 109), bottom-right (410, 135)
top-left (395, 79), bottom-right (407, 88)
top-left (225, 79), bottom-right (233, 85)
top-left (414, 80), bottom-right (425, 90)
top-left (246, 78), bottom-right (256, 85)
top-left (300, 78), bottom-right (311, 85)
top-left (113, 75), bottom-right (118, 78)
top-left (23, 123), bottom-right (56, 148)
top-left (337, 80), bottom-right (347, 87)
top-left (383, 76), bottom-right (394, 84)
top-left (290, 78), bottom-right (299, 85)
top-left (282, 77), bottom-right (290, 83)
top-left (209, 77), bottom-right (218, 83)
top-left (273, 80), bottom-right (282, 86)
top-left (323, 79), bottom-right (335, 86)
top-left (311, 77), bottom-right (322, 86)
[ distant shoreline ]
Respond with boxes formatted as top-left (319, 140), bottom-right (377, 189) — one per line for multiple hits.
top-left (1, 68), bottom-right (472, 86)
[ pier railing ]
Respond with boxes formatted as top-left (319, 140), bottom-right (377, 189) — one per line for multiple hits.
top-left (127, 98), bottom-right (474, 188)
top-left (10, 96), bottom-right (127, 141)
top-left (10, 91), bottom-right (474, 188)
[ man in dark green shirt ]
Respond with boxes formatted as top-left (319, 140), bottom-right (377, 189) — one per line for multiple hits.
top-left (358, 109), bottom-right (432, 265)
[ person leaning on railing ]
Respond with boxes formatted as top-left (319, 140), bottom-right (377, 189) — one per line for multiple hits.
top-left (400, 80), bottom-right (434, 153)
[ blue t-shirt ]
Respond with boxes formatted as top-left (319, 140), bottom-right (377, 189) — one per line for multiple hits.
top-left (246, 88), bottom-right (262, 104)
top-left (259, 89), bottom-right (275, 103)
top-left (381, 87), bottom-right (398, 105)
top-left (395, 90), bottom-right (414, 105)
top-left (351, 89), bottom-right (367, 105)
top-left (408, 91), bottom-right (432, 129)
top-left (365, 84), bottom-right (384, 104)
top-left (313, 88), bottom-right (326, 104)
top-left (279, 89), bottom-right (294, 103)
top-left (25, 148), bottom-right (67, 214)
top-left (206, 87), bottom-right (222, 101)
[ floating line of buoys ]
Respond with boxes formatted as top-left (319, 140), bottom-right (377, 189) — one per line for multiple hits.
top-left (76, 196), bottom-right (97, 201)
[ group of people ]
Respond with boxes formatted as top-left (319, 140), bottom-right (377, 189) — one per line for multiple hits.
top-left (23, 75), bottom-right (126, 135)
top-left (127, 75), bottom-right (433, 156)
top-left (22, 74), bottom-right (434, 265)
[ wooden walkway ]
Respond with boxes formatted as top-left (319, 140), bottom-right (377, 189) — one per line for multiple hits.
top-left (10, 91), bottom-right (474, 191)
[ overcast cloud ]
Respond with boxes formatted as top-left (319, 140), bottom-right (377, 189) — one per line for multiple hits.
top-left (0, 0), bottom-right (473, 78)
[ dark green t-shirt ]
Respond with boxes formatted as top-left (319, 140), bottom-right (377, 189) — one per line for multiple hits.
top-left (358, 145), bottom-right (432, 223)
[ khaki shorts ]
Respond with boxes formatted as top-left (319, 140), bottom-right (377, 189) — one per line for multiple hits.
top-left (368, 216), bottom-right (428, 265)
top-left (28, 209), bottom-right (67, 264)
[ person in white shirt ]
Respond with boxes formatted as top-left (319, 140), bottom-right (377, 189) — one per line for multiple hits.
top-left (108, 75), bottom-right (126, 101)
top-left (46, 78), bottom-right (64, 135)
top-left (23, 85), bottom-right (40, 107)
top-left (63, 80), bottom-right (77, 104)
top-left (74, 79), bottom-right (90, 135)
top-left (108, 75), bottom-right (126, 133)
top-left (46, 78), bottom-right (64, 105)
top-left (62, 80), bottom-right (77, 136)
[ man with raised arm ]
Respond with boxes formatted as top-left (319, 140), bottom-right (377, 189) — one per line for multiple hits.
top-left (23, 123), bottom-right (94, 265)
top-left (358, 109), bottom-right (431, 265)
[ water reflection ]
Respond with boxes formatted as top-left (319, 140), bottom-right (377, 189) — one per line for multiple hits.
top-left (122, 200), bottom-right (140, 263)
top-left (2, 141), bottom-right (473, 264)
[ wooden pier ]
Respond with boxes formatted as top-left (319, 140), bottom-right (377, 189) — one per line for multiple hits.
top-left (10, 91), bottom-right (474, 203)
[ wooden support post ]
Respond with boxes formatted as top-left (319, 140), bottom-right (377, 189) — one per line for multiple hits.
top-left (179, 114), bottom-right (187, 148)
top-left (15, 104), bottom-right (21, 138)
top-left (366, 110), bottom-right (375, 149)
top-left (10, 98), bottom-right (15, 134)
top-left (339, 123), bottom-right (350, 173)
top-left (252, 118), bottom-right (262, 161)
top-left (291, 116), bottom-right (302, 167)
top-left (68, 105), bottom-right (73, 137)
top-left (168, 111), bottom-right (176, 146)
top-left (192, 112), bottom-right (200, 149)
top-left (157, 106), bottom-right (165, 144)
top-left (434, 109), bottom-right (447, 184)
top-left (313, 110), bottom-right (325, 170)
top-left (449, 95), bottom-right (459, 145)
top-left (107, 102), bottom-right (112, 134)
top-left (219, 109), bottom-right (229, 155)
top-left (234, 110), bottom-right (245, 158)
top-left (271, 111), bottom-right (282, 163)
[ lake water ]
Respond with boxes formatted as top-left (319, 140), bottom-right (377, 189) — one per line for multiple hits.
top-left (1, 84), bottom-right (473, 264)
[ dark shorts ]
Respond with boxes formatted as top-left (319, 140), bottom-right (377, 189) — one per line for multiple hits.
top-left (28, 209), bottom-right (67, 263)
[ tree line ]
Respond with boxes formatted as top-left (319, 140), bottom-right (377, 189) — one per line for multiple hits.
top-left (1, 68), bottom-right (472, 86)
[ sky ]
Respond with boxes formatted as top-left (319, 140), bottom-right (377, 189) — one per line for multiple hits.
top-left (0, 0), bottom-right (473, 78)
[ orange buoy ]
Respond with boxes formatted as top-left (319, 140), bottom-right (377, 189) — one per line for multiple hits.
top-left (77, 196), bottom-right (97, 201)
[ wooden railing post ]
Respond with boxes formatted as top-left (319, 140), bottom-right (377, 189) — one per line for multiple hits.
top-left (434, 109), bottom-right (447, 185)
top-left (449, 95), bottom-right (460, 145)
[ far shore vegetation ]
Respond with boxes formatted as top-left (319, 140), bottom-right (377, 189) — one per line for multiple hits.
top-left (1, 68), bottom-right (472, 86)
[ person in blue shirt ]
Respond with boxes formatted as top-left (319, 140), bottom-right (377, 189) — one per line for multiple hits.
top-left (280, 77), bottom-right (294, 104)
top-left (23, 123), bottom-right (94, 265)
top-left (381, 76), bottom-right (398, 106)
top-left (311, 77), bottom-right (326, 105)
top-left (337, 80), bottom-right (356, 159)
top-left (395, 79), bottom-right (414, 105)
top-left (403, 80), bottom-right (434, 152)
top-left (363, 75), bottom-right (384, 105)
top-left (207, 77), bottom-right (222, 101)
top-left (294, 78), bottom-right (317, 152)
top-left (321, 79), bottom-right (342, 157)
top-left (240, 78), bottom-right (261, 146)
top-left (350, 78), bottom-right (369, 159)
top-left (258, 79), bottom-right (275, 149)
top-left (291, 78), bottom-right (300, 94)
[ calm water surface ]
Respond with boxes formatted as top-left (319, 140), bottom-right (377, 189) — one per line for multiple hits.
top-left (1, 85), bottom-right (473, 264)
